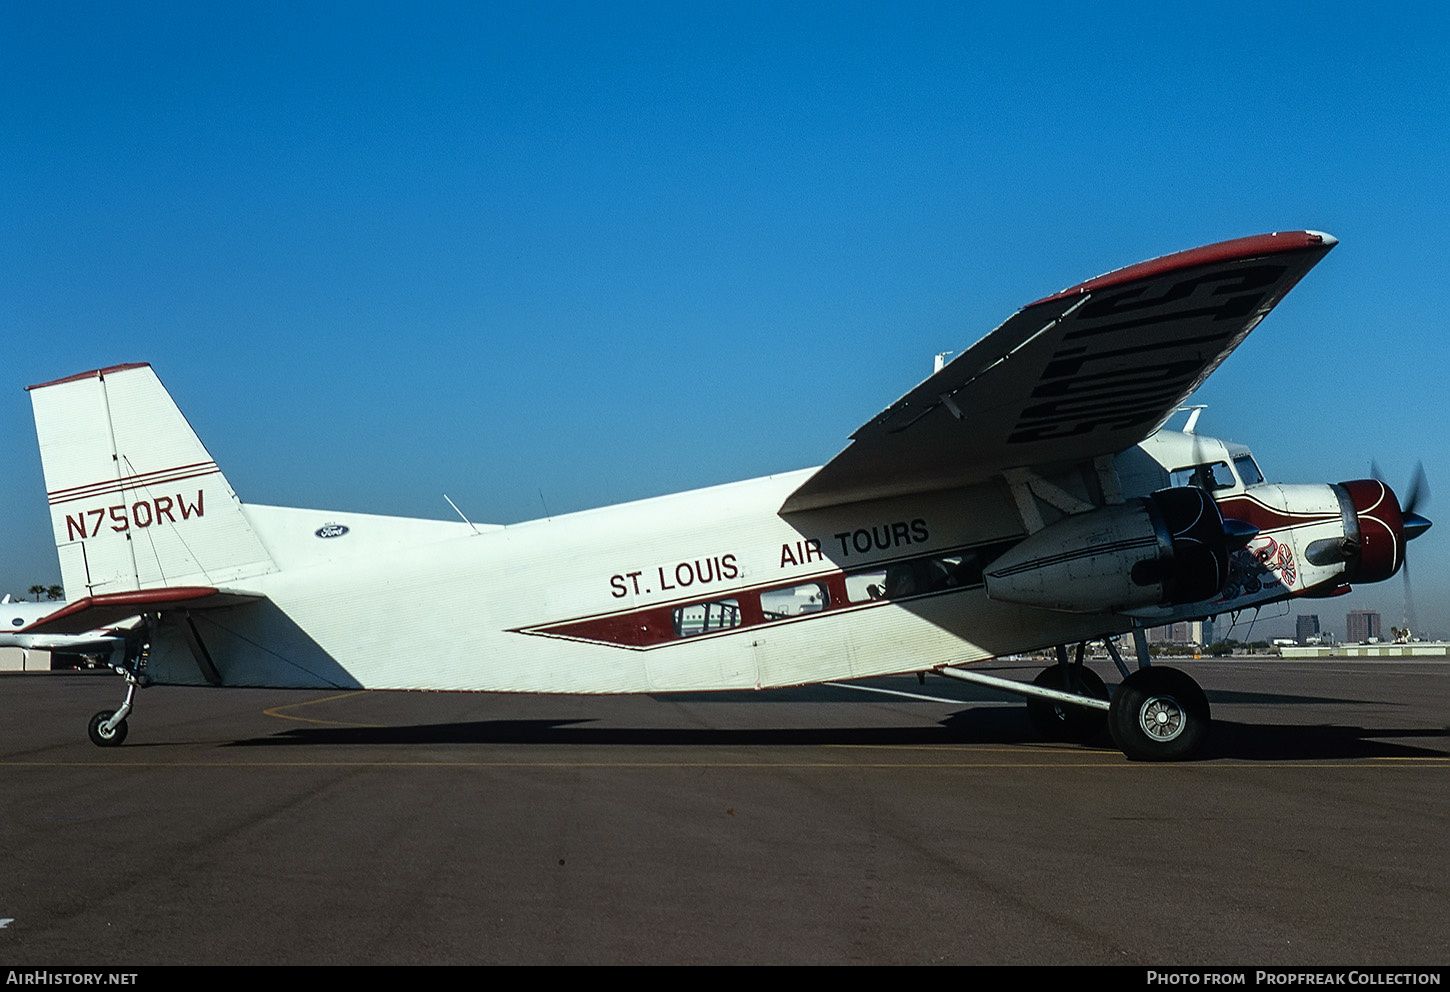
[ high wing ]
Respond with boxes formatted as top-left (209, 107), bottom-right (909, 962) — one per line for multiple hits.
top-left (782, 231), bottom-right (1336, 513)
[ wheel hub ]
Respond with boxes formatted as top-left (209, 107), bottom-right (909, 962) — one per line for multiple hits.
top-left (1138, 695), bottom-right (1185, 742)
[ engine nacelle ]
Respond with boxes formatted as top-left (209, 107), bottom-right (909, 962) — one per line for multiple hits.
top-left (984, 488), bottom-right (1237, 613)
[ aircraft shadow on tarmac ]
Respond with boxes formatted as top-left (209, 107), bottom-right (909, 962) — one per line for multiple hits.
top-left (218, 703), bottom-right (1449, 761)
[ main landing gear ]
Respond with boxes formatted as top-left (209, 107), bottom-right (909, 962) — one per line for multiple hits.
top-left (938, 628), bottom-right (1212, 760)
top-left (1024, 643), bottom-right (1109, 744)
top-left (1098, 629), bottom-right (1211, 761)
top-left (86, 619), bottom-right (155, 748)
top-left (1107, 665), bottom-right (1210, 761)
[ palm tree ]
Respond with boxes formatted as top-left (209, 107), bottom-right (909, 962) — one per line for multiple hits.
top-left (27, 584), bottom-right (45, 603)
top-left (46, 585), bottom-right (63, 601)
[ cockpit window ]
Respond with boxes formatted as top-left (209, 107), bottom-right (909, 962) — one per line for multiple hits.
top-left (1233, 455), bottom-right (1264, 486)
top-left (1170, 461), bottom-right (1237, 492)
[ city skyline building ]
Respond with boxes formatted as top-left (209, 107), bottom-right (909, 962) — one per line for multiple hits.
top-left (1347, 610), bottom-right (1382, 644)
top-left (1296, 614), bottom-right (1321, 644)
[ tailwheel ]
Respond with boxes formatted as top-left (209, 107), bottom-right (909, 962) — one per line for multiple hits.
top-left (1026, 665), bottom-right (1109, 743)
top-left (1108, 667), bottom-right (1210, 761)
top-left (87, 710), bottom-right (129, 748)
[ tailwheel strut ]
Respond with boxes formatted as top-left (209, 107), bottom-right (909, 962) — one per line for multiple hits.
top-left (87, 615), bottom-right (155, 748)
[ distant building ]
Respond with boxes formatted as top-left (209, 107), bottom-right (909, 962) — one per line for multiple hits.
top-left (1296, 614), bottom-right (1320, 645)
top-left (1144, 624), bottom-right (1177, 645)
top-left (1280, 641), bottom-right (1450, 659)
top-left (1146, 620), bottom-right (1210, 646)
top-left (1346, 610), bottom-right (1382, 644)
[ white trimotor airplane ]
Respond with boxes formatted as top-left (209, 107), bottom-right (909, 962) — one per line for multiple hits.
top-left (1, 595), bottom-right (125, 662)
top-left (18, 231), bottom-right (1431, 758)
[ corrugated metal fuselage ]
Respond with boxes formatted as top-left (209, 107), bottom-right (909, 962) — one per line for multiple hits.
top-left (142, 471), bottom-right (1124, 692)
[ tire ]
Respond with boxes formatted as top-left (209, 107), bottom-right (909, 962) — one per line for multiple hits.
top-left (87, 710), bottom-right (128, 748)
top-left (1026, 665), bottom-right (1109, 743)
top-left (1108, 667), bottom-right (1210, 761)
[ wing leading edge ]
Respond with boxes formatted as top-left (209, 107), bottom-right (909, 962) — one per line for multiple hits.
top-left (782, 231), bottom-right (1336, 513)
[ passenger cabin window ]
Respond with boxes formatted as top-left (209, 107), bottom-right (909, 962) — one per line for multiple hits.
top-left (846, 563), bottom-right (933, 602)
top-left (845, 568), bottom-right (890, 603)
top-left (1170, 461), bottom-right (1237, 492)
top-left (843, 543), bottom-right (1013, 604)
top-left (760, 582), bottom-right (828, 620)
top-left (673, 598), bottom-right (741, 637)
top-left (1233, 455), bottom-right (1264, 486)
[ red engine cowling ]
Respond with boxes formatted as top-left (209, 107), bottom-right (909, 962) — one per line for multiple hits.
top-left (1330, 480), bottom-right (1408, 583)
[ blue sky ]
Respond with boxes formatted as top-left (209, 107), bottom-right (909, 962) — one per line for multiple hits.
top-left (3, 2), bottom-right (1448, 638)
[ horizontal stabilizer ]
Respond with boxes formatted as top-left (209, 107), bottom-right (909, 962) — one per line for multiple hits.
top-left (20, 586), bottom-right (264, 635)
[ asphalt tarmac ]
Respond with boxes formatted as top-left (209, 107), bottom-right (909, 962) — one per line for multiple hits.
top-left (0, 659), bottom-right (1445, 965)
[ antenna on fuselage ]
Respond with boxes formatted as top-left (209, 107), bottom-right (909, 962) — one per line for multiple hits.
top-left (443, 494), bottom-right (481, 535)
top-left (933, 351), bottom-right (956, 374)
top-left (1178, 404), bottom-right (1207, 434)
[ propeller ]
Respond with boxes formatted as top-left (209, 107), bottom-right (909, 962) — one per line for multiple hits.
top-left (1400, 461), bottom-right (1432, 540)
top-left (1369, 460), bottom-right (1432, 545)
top-left (1371, 460), bottom-right (1432, 637)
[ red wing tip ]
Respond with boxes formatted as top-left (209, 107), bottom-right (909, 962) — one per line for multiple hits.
top-left (1025, 231), bottom-right (1337, 309)
top-left (26, 363), bottom-right (152, 392)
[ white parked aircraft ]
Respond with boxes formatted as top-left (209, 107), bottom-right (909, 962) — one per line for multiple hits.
top-left (18, 231), bottom-right (1430, 757)
top-left (1, 595), bottom-right (124, 662)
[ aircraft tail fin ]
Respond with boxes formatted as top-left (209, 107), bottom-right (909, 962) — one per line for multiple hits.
top-left (27, 364), bottom-right (278, 597)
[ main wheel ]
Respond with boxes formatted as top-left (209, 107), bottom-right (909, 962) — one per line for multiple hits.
top-left (1026, 665), bottom-right (1109, 743)
top-left (87, 710), bottom-right (128, 747)
top-left (1108, 667), bottom-right (1209, 761)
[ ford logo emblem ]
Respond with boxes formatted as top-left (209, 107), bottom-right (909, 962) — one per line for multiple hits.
top-left (315, 523), bottom-right (349, 539)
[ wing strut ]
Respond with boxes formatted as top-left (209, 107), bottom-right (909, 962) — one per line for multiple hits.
top-left (178, 611), bottom-right (222, 686)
